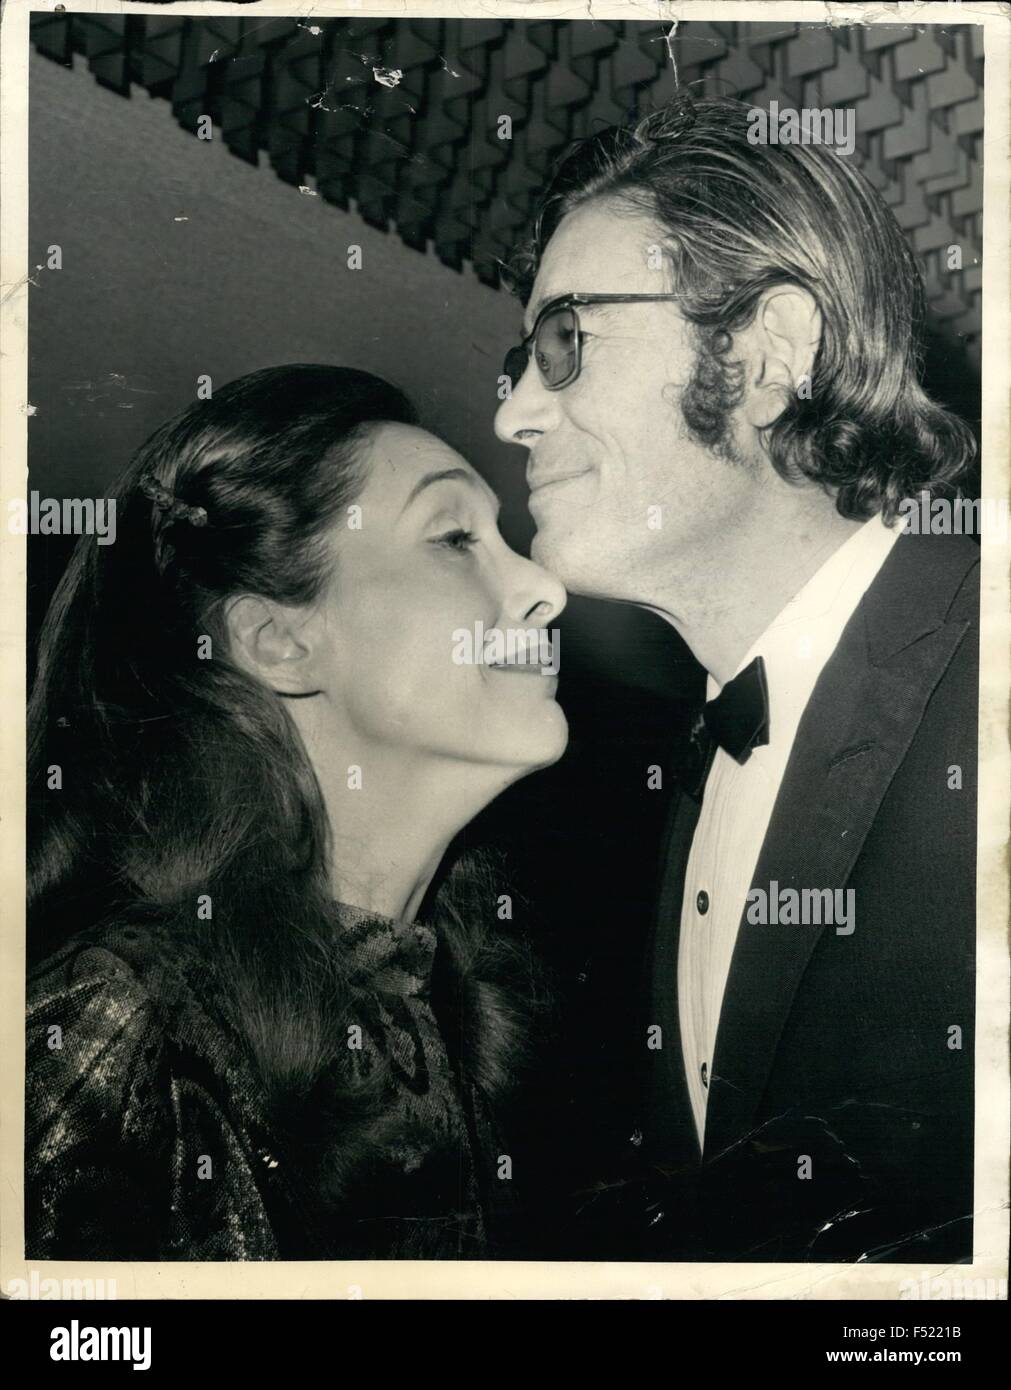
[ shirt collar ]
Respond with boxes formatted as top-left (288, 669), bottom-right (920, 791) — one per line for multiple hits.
top-left (706, 515), bottom-right (903, 745)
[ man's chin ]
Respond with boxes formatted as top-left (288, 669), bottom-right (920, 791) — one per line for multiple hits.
top-left (530, 528), bottom-right (607, 598)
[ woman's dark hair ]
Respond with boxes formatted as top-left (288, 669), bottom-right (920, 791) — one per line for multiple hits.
top-left (28, 364), bottom-right (537, 1192)
top-left (507, 95), bottom-right (976, 521)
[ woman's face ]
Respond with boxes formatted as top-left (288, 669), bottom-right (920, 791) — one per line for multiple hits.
top-left (310, 423), bottom-right (568, 773)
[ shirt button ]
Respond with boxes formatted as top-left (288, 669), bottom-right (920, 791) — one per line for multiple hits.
top-left (700, 1062), bottom-right (709, 1089)
top-left (696, 890), bottom-right (710, 915)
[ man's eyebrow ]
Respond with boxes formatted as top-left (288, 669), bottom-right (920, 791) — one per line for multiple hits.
top-left (401, 467), bottom-right (500, 516)
top-left (523, 292), bottom-right (559, 337)
top-left (523, 293), bottom-right (618, 337)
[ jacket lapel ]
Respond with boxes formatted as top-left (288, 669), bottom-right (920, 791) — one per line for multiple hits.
top-left (702, 534), bottom-right (978, 1164)
top-left (646, 785), bottom-right (704, 1165)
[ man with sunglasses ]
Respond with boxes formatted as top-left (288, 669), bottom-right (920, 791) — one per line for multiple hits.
top-left (495, 96), bottom-right (979, 1262)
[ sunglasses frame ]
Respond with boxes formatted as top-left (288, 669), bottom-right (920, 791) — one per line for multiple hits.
top-left (505, 292), bottom-right (685, 391)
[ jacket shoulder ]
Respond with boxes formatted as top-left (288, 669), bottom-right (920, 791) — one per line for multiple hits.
top-left (25, 922), bottom-right (280, 1260)
top-left (947, 542), bottom-right (981, 629)
top-left (26, 925), bottom-right (177, 1154)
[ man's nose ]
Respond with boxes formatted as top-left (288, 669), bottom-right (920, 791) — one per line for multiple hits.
top-left (494, 356), bottom-right (557, 446)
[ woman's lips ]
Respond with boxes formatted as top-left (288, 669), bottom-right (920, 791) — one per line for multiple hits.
top-left (487, 666), bottom-right (560, 696)
top-left (486, 663), bottom-right (555, 677)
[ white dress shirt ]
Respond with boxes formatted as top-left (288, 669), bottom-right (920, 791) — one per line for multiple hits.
top-left (677, 514), bottom-right (903, 1151)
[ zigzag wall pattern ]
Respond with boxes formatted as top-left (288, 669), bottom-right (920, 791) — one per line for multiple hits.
top-left (30, 15), bottom-right (983, 372)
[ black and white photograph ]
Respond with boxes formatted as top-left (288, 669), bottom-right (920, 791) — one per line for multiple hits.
top-left (2, 0), bottom-right (1009, 1314)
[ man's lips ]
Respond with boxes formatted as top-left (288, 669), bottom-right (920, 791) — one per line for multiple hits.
top-left (527, 470), bottom-right (591, 496)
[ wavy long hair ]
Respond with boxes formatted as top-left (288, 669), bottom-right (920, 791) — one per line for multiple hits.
top-left (28, 364), bottom-right (538, 1187)
top-left (507, 95), bottom-right (976, 521)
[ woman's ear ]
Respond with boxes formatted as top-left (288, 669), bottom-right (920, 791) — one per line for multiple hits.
top-left (224, 595), bottom-right (322, 696)
top-left (737, 285), bottom-right (823, 430)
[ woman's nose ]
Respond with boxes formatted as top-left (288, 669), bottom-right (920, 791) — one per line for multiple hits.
top-left (503, 554), bottom-right (567, 627)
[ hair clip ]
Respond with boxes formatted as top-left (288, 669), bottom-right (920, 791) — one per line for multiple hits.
top-left (138, 472), bottom-right (208, 528)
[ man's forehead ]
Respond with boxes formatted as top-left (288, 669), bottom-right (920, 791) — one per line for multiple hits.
top-left (525, 201), bottom-right (663, 327)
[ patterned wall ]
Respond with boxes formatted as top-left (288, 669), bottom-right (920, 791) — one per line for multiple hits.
top-left (30, 14), bottom-right (983, 372)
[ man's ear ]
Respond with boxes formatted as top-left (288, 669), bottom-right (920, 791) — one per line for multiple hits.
top-left (737, 285), bottom-right (822, 430)
top-left (224, 594), bottom-right (322, 696)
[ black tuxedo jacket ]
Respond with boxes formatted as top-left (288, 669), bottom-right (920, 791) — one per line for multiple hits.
top-left (626, 531), bottom-right (979, 1263)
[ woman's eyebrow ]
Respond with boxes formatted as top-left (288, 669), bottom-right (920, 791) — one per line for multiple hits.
top-left (400, 468), bottom-right (500, 517)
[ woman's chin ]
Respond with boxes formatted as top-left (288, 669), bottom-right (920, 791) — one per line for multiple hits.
top-left (499, 704), bottom-right (570, 775)
top-left (540, 707), bottom-right (570, 766)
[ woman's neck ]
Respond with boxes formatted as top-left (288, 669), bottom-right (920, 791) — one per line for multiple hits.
top-left (287, 701), bottom-right (516, 922)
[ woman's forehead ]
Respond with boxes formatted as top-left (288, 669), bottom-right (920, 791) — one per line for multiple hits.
top-left (365, 422), bottom-right (462, 473)
top-left (359, 423), bottom-right (490, 504)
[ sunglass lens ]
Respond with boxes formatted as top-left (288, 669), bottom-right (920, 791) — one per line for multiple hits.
top-left (535, 305), bottom-right (578, 387)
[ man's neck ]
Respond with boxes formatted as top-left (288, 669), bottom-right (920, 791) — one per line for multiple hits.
top-left (650, 494), bottom-right (865, 686)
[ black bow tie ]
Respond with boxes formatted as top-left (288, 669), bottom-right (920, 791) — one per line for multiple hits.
top-left (684, 656), bottom-right (770, 799)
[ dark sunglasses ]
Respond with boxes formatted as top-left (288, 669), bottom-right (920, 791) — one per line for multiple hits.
top-left (503, 292), bottom-right (685, 391)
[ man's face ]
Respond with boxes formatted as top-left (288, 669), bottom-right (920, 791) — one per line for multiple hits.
top-left (494, 198), bottom-right (753, 603)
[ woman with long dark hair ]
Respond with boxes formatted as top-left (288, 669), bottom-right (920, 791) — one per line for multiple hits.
top-left (26, 364), bottom-right (566, 1260)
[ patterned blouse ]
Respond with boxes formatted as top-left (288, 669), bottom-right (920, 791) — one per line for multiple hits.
top-left (25, 902), bottom-right (509, 1260)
